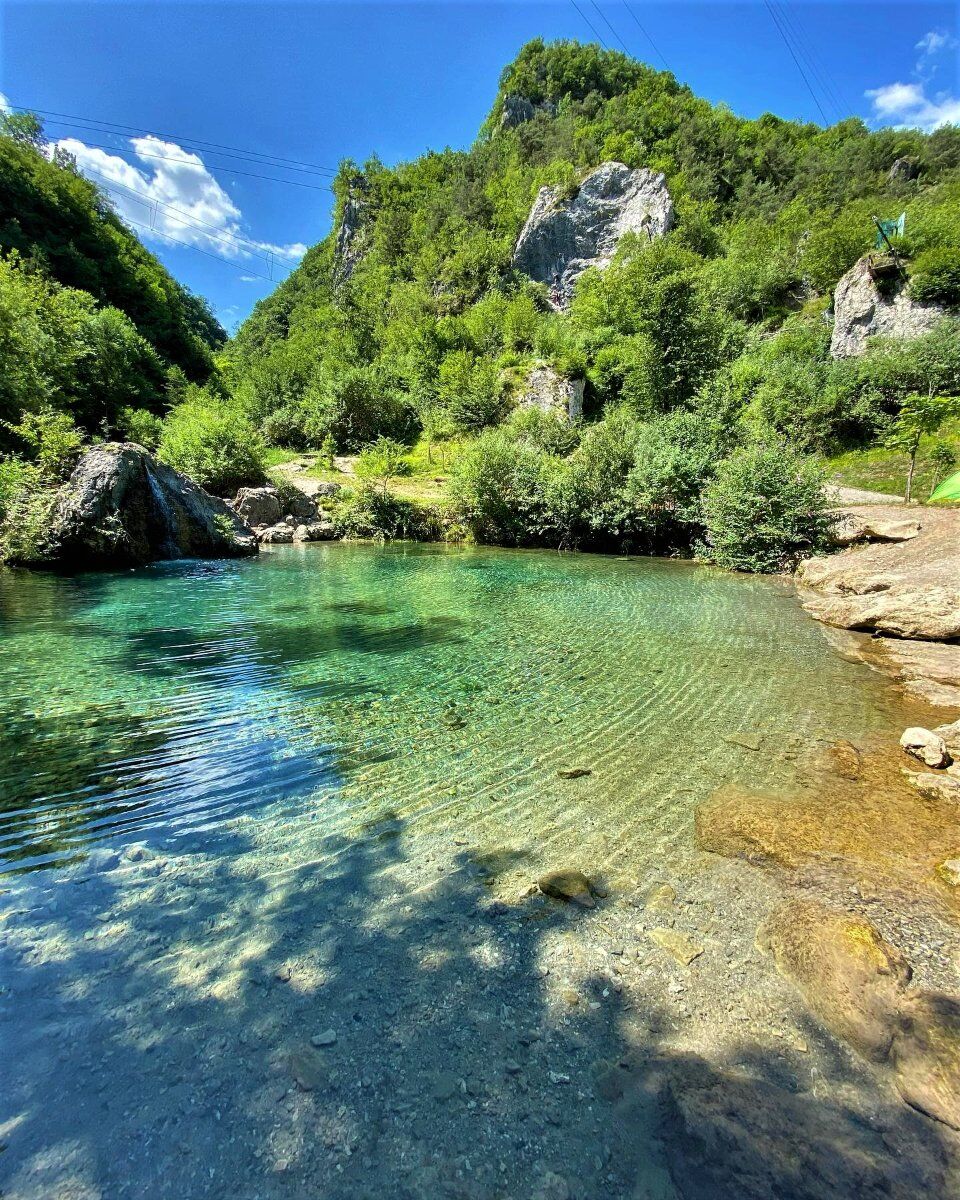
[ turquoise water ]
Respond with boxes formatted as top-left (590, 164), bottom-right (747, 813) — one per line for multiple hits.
top-left (0, 543), bottom-right (935, 1200)
top-left (0, 541), bottom-right (905, 878)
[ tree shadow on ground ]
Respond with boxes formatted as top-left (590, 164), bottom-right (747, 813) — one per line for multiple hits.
top-left (0, 812), bottom-right (955, 1200)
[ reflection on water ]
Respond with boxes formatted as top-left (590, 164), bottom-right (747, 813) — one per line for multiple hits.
top-left (0, 542), bottom-right (906, 875)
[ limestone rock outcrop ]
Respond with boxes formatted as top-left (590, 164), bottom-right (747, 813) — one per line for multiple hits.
top-left (333, 178), bottom-right (370, 284)
top-left (513, 162), bottom-right (673, 307)
top-left (830, 254), bottom-right (944, 358)
top-left (29, 442), bottom-right (257, 568)
top-left (499, 93), bottom-right (556, 129)
top-left (516, 366), bottom-right (584, 422)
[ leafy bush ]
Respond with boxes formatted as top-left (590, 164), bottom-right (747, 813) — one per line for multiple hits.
top-left (5, 408), bottom-right (83, 480)
top-left (331, 487), bottom-right (440, 541)
top-left (158, 395), bottom-right (266, 495)
top-left (910, 247), bottom-right (960, 306)
top-left (117, 406), bottom-right (163, 450)
top-left (0, 458), bottom-right (56, 564)
top-left (447, 428), bottom-right (557, 546)
top-left (354, 437), bottom-right (411, 494)
top-left (700, 441), bottom-right (830, 572)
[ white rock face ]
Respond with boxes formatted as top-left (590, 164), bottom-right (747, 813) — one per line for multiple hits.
top-left (513, 162), bottom-right (674, 308)
top-left (830, 255), bottom-right (945, 358)
top-left (516, 366), bottom-right (584, 422)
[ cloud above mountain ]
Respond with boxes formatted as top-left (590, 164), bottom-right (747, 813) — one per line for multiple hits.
top-left (866, 28), bottom-right (960, 132)
top-left (57, 133), bottom-right (306, 267)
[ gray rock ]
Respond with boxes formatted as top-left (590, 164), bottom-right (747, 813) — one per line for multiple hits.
top-left (259, 524), bottom-right (294, 544)
top-left (310, 1029), bottom-right (337, 1047)
top-left (888, 157), bottom-right (920, 183)
top-left (334, 177), bottom-right (370, 283)
top-left (233, 486), bottom-right (282, 528)
top-left (284, 490), bottom-right (319, 523)
top-left (516, 366), bottom-right (584, 422)
top-left (313, 481), bottom-right (343, 499)
top-left (499, 93), bottom-right (556, 129)
top-left (831, 513), bottom-right (921, 547)
top-left (25, 443), bottom-right (257, 568)
top-left (830, 254), bottom-right (945, 358)
top-left (513, 162), bottom-right (674, 308)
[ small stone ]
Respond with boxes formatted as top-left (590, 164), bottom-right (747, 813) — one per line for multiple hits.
top-left (311, 1029), bottom-right (337, 1047)
top-left (936, 858), bottom-right (960, 888)
top-left (557, 768), bottom-right (592, 780)
top-left (505, 1060), bottom-right (521, 1074)
top-left (901, 727), bottom-right (951, 769)
top-left (644, 883), bottom-right (676, 911)
top-left (723, 733), bottom-right (762, 752)
top-left (430, 1071), bottom-right (459, 1101)
top-left (538, 869), bottom-right (595, 907)
top-left (289, 1050), bottom-right (326, 1092)
top-left (648, 928), bottom-right (704, 966)
top-left (275, 964), bottom-right (292, 982)
top-left (561, 988), bottom-right (580, 1006)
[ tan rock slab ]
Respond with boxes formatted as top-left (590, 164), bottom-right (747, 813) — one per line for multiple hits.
top-left (648, 927), bottom-right (703, 965)
top-left (758, 900), bottom-right (911, 1061)
top-left (893, 991), bottom-right (960, 1131)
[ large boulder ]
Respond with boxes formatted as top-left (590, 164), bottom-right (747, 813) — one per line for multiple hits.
top-left (31, 442), bottom-right (257, 568)
top-left (830, 254), bottom-right (945, 358)
top-left (515, 366), bottom-right (584, 422)
top-left (234, 486), bottom-right (282, 528)
top-left (513, 162), bottom-right (674, 308)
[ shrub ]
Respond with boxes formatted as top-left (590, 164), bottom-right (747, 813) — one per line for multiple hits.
top-left (910, 248), bottom-right (960, 306)
top-left (331, 488), bottom-right (439, 541)
top-left (117, 406), bottom-right (163, 451)
top-left (447, 428), bottom-right (555, 545)
top-left (158, 395), bottom-right (266, 496)
top-left (0, 458), bottom-right (56, 564)
top-left (354, 437), bottom-right (411, 495)
top-left (700, 441), bottom-right (830, 572)
top-left (5, 408), bottom-right (83, 481)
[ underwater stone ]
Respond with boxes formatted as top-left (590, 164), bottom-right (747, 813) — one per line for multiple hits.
top-left (538, 868), bottom-right (595, 907)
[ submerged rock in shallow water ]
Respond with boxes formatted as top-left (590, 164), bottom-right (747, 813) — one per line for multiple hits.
top-left (893, 991), bottom-right (960, 1130)
top-left (23, 442), bottom-right (257, 568)
top-left (648, 927), bottom-right (703, 965)
top-left (758, 899), bottom-right (911, 1061)
top-left (537, 868), bottom-right (595, 907)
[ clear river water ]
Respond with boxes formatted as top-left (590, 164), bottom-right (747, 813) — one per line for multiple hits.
top-left (0, 543), bottom-right (947, 1200)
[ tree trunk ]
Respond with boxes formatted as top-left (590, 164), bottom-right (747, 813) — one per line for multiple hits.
top-left (906, 451), bottom-right (917, 503)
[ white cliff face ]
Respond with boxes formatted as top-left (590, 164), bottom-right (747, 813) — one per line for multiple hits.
top-left (830, 255), bottom-right (945, 358)
top-left (512, 162), bottom-right (674, 308)
top-left (516, 366), bottom-right (584, 422)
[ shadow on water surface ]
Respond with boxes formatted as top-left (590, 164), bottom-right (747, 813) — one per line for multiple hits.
top-left (0, 814), bottom-right (952, 1200)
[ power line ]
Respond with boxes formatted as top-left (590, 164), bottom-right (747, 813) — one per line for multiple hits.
top-left (8, 101), bottom-right (339, 176)
top-left (772, 2), bottom-right (846, 121)
top-left (588, 0), bottom-right (631, 55)
top-left (85, 166), bottom-right (276, 263)
top-left (121, 214), bottom-right (282, 283)
top-left (568, 0), bottom-right (610, 48)
top-left (59, 136), bottom-right (334, 192)
top-left (762, 0), bottom-right (829, 124)
top-left (621, 2), bottom-right (671, 72)
top-left (39, 115), bottom-right (336, 179)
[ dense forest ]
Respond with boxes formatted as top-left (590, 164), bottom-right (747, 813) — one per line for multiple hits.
top-left (2, 40), bottom-right (960, 569)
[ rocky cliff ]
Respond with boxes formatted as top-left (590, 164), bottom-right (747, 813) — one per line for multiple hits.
top-left (830, 255), bottom-right (945, 358)
top-left (31, 443), bottom-right (258, 568)
top-left (512, 162), bottom-right (674, 308)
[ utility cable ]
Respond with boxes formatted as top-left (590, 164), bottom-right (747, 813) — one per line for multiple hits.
top-left (621, 2), bottom-right (671, 72)
top-left (762, 0), bottom-right (829, 124)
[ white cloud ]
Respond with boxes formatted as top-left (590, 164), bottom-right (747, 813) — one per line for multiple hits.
top-left (916, 29), bottom-right (957, 59)
top-left (866, 81), bottom-right (960, 132)
top-left (866, 29), bottom-right (960, 132)
top-left (55, 133), bottom-right (306, 265)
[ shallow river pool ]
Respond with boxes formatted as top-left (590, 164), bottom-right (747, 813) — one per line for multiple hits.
top-left (0, 543), bottom-right (953, 1199)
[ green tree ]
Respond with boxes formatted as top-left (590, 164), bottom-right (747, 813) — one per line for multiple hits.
top-left (354, 437), bottom-right (410, 495)
top-left (884, 391), bottom-right (960, 502)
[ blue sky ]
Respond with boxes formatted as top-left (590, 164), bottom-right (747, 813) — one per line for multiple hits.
top-left (2, 2), bottom-right (957, 331)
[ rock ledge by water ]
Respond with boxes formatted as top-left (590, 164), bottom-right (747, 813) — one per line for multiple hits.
top-left (27, 442), bottom-right (258, 568)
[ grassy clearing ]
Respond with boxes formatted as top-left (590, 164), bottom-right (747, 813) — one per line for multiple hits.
top-left (821, 426), bottom-right (960, 501)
